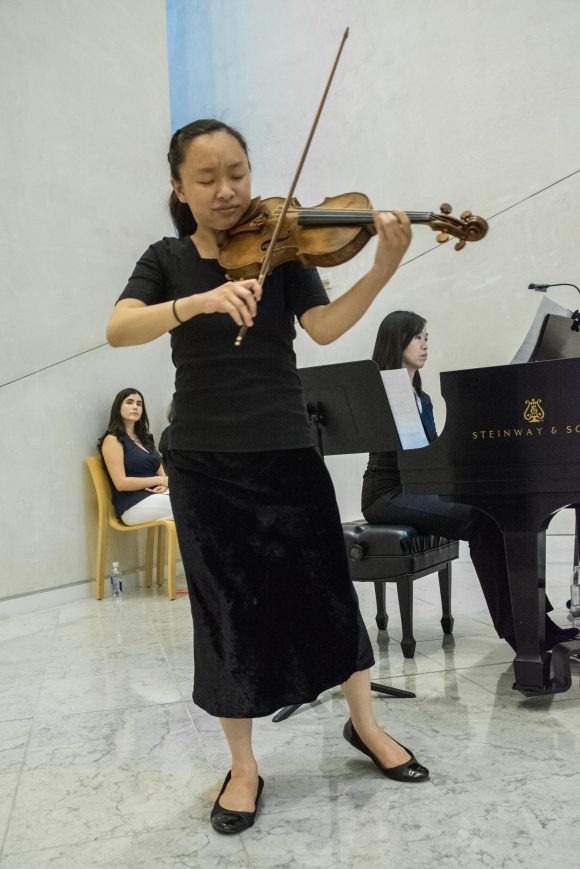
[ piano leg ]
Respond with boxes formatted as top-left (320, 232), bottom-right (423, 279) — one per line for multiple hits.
top-left (502, 529), bottom-right (552, 693)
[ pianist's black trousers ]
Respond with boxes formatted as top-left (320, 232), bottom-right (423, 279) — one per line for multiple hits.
top-left (362, 491), bottom-right (549, 639)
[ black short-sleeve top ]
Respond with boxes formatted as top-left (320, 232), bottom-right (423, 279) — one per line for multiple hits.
top-left (117, 237), bottom-right (330, 452)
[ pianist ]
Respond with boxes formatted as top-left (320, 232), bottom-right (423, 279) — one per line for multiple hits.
top-left (362, 310), bottom-right (578, 650)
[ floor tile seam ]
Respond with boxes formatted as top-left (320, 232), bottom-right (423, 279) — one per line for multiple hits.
top-left (0, 708), bottom-right (37, 860)
top-left (43, 650), bottom-right (175, 668)
top-left (33, 697), bottom-right (198, 720)
top-left (189, 718), bottom-right (227, 768)
top-left (0, 817), bottom-right (204, 862)
top-left (153, 635), bottom-right (193, 678)
top-left (27, 697), bottom-right (198, 725)
top-left (372, 631), bottom-right (496, 644)
top-left (374, 612), bottom-right (494, 631)
top-left (453, 669), bottom-right (510, 699)
top-left (369, 667), bottom-right (444, 683)
top-left (8, 658), bottom-right (50, 739)
top-left (388, 655), bottom-right (514, 676)
top-left (461, 614), bottom-right (499, 630)
top-left (0, 718), bottom-right (35, 730)
top-left (368, 657), bottom-right (510, 683)
top-left (42, 659), bottom-right (182, 675)
top-left (370, 661), bottom-right (515, 693)
top-left (152, 645), bottom-right (190, 699)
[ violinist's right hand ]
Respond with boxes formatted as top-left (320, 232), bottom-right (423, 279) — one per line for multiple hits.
top-left (200, 279), bottom-right (262, 328)
top-left (106, 280), bottom-right (262, 348)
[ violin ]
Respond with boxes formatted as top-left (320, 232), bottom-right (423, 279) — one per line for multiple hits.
top-left (231, 28), bottom-right (489, 346)
top-left (218, 193), bottom-right (488, 281)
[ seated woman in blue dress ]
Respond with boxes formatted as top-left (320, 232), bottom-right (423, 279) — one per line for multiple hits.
top-left (362, 310), bottom-right (578, 650)
top-left (98, 387), bottom-right (173, 525)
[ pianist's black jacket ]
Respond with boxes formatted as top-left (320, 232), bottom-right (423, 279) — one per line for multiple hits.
top-left (362, 391), bottom-right (437, 511)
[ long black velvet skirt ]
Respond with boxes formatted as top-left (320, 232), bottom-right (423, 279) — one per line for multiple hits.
top-left (168, 447), bottom-right (374, 718)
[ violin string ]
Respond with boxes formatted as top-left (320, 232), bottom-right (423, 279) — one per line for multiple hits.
top-left (295, 209), bottom-right (433, 224)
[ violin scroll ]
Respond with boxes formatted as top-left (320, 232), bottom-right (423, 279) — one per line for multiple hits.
top-left (430, 204), bottom-right (488, 252)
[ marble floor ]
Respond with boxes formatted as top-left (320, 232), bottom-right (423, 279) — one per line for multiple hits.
top-left (1, 540), bottom-right (579, 869)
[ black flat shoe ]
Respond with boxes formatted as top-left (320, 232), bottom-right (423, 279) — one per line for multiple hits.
top-left (343, 719), bottom-right (429, 782)
top-left (210, 770), bottom-right (264, 834)
top-left (544, 615), bottom-right (579, 650)
top-left (505, 619), bottom-right (579, 652)
top-left (546, 625), bottom-right (580, 650)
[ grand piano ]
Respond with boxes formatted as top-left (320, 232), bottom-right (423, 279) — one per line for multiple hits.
top-left (398, 353), bottom-right (580, 694)
top-left (299, 313), bottom-right (579, 694)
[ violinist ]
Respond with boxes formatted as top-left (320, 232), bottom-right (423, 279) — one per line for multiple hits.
top-left (362, 310), bottom-right (579, 651)
top-left (106, 118), bottom-right (428, 836)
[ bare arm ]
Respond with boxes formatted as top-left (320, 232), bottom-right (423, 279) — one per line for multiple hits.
top-left (106, 279), bottom-right (263, 347)
top-left (101, 435), bottom-right (167, 491)
top-left (300, 210), bottom-right (411, 345)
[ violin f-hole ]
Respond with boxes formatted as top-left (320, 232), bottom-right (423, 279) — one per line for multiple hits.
top-left (260, 232), bottom-right (291, 252)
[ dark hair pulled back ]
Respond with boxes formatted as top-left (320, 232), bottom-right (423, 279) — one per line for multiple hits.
top-left (372, 310), bottom-right (427, 393)
top-left (167, 119), bottom-right (250, 237)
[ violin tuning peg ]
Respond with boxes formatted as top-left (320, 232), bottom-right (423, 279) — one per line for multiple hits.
top-left (454, 239), bottom-right (466, 251)
top-left (439, 202), bottom-right (452, 215)
top-left (436, 232), bottom-right (450, 244)
top-left (460, 210), bottom-right (472, 220)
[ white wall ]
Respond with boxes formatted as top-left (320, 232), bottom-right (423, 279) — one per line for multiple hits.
top-left (2, 1), bottom-right (577, 606)
top-left (0, 0), bottom-right (174, 601)
top-left (175, 0), bottom-right (579, 528)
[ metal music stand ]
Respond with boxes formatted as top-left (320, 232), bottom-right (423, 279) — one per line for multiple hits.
top-left (300, 359), bottom-right (402, 455)
top-left (272, 360), bottom-right (416, 724)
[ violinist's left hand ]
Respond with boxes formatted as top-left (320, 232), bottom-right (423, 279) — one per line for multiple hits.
top-left (371, 209), bottom-right (412, 283)
top-left (300, 209), bottom-right (412, 346)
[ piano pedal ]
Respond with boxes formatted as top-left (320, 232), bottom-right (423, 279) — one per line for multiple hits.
top-left (550, 639), bottom-right (580, 692)
top-left (512, 639), bottom-right (580, 694)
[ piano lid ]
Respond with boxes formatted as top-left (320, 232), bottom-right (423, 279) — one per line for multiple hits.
top-left (398, 357), bottom-right (580, 494)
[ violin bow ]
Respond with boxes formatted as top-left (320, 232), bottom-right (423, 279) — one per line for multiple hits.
top-left (235, 27), bottom-right (350, 347)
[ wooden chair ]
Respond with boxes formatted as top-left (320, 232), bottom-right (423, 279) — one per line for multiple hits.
top-left (85, 455), bottom-right (178, 600)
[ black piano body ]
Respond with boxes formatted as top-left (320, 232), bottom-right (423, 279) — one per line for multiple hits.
top-left (399, 356), bottom-right (580, 693)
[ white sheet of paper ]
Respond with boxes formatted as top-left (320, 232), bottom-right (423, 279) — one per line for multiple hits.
top-left (510, 296), bottom-right (573, 364)
top-left (380, 369), bottom-right (429, 449)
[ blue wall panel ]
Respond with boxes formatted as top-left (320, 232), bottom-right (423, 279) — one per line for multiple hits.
top-left (166, 0), bottom-right (215, 131)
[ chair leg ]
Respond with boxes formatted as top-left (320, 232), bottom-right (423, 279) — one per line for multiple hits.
top-left (374, 581), bottom-right (388, 630)
top-left (95, 522), bottom-right (108, 600)
top-left (396, 579), bottom-right (416, 658)
top-left (156, 526), bottom-right (166, 587)
top-left (167, 525), bottom-right (177, 601)
top-left (439, 563), bottom-right (454, 634)
top-left (145, 528), bottom-right (154, 588)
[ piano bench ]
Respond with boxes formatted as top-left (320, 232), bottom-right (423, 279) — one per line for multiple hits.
top-left (343, 521), bottom-right (460, 658)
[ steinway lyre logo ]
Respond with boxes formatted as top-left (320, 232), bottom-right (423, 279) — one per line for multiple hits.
top-left (523, 398), bottom-right (544, 423)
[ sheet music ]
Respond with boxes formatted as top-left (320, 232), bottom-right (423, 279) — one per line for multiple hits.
top-left (380, 369), bottom-right (429, 449)
top-left (510, 296), bottom-right (573, 364)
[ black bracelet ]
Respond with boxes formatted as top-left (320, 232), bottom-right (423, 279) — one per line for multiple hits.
top-left (172, 298), bottom-right (185, 324)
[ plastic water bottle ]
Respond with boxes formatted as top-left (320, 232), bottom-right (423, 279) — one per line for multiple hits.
top-left (110, 561), bottom-right (123, 599)
top-left (570, 565), bottom-right (580, 621)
